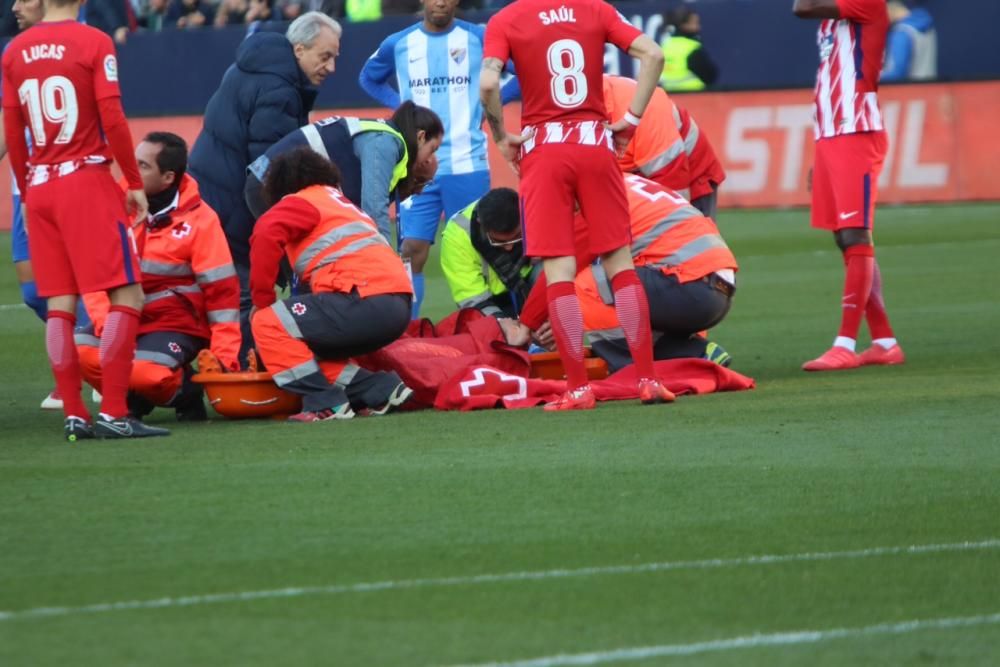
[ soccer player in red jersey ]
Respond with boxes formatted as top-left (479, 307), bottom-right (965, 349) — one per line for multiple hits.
top-left (794, 0), bottom-right (904, 371)
top-left (480, 0), bottom-right (671, 410)
top-left (2, 0), bottom-right (169, 440)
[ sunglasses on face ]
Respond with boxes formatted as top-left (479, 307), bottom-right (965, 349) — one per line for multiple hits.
top-left (486, 230), bottom-right (522, 247)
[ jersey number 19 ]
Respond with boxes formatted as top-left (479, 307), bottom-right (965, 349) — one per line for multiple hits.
top-left (18, 76), bottom-right (79, 146)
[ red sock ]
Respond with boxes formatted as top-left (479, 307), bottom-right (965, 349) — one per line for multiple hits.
top-left (99, 305), bottom-right (140, 418)
top-left (610, 269), bottom-right (655, 379)
top-left (865, 258), bottom-right (895, 340)
top-left (46, 310), bottom-right (90, 420)
top-left (838, 245), bottom-right (875, 341)
top-left (546, 281), bottom-right (588, 390)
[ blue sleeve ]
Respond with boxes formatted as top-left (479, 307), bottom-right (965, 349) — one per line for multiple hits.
top-left (354, 132), bottom-right (404, 242)
top-left (881, 28), bottom-right (912, 83)
top-left (359, 37), bottom-right (402, 109)
top-left (500, 73), bottom-right (521, 104)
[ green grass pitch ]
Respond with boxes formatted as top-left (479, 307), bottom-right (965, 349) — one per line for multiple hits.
top-left (1, 203), bottom-right (999, 666)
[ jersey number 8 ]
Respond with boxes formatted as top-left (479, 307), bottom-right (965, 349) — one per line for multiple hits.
top-left (547, 39), bottom-right (587, 109)
top-left (18, 76), bottom-right (79, 147)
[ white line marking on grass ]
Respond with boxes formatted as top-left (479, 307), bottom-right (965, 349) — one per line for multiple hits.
top-left (1, 539), bottom-right (998, 622)
top-left (0, 303), bottom-right (26, 311)
top-left (445, 612), bottom-right (1000, 667)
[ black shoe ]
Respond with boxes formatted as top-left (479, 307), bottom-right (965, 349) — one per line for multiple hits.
top-left (357, 381), bottom-right (414, 416)
top-left (173, 388), bottom-right (207, 422)
top-left (64, 417), bottom-right (95, 443)
top-left (95, 415), bottom-right (171, 439)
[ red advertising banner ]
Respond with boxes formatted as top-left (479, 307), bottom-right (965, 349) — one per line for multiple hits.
top-left (1, 81), bottom-right (998, 231)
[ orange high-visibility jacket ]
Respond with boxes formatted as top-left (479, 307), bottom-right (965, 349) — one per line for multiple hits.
top-left (602, 75), bottom-right (691, 194)
top-left (249, 184), bottom-right (412, 309)
top-left (672, 103), bottom-right (727, 200)
top-left (85, 174), bottom-right (241, 369)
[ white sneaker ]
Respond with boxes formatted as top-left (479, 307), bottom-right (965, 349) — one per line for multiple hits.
top-left (40, 391), bottom-right (64, 410)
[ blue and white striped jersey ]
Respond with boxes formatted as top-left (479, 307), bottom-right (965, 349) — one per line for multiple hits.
top-left (361, 20), bottom-right (510, 177)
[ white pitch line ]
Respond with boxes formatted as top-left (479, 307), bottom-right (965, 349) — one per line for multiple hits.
top-left (446, 612), bottom-right (1000, 667)
top-left (0, 303), bottom-right (26, 311)
top-left (1, 539), bottom-right (998, 623)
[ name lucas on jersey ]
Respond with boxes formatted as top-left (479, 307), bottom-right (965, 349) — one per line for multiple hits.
top-left (539, 6), bottom-right (576, 25)
top-left (21, 44), bottom-right (66, 63)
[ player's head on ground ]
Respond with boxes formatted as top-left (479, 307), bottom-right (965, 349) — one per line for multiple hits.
top-left (137, 132), bottom-right (188, 196)
top-left (476, 187), bottom-right (522, 252)
top-left (287, 11), bottom-right (342, 86)
top-left (12, 0), bottom-right (44, 30)
top-left (391, 101), bottom-right (444, 197)
top-left (261, 146), bottom-right (342, 208)
top-left (421, 0), bottom-right (458, 31)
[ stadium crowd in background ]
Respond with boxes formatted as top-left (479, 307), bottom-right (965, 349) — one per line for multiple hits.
top-left (882, 0), bottom-right (936, 82)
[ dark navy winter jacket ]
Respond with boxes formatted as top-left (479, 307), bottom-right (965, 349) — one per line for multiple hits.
top-left (189, 32), bottom-right (318, 265)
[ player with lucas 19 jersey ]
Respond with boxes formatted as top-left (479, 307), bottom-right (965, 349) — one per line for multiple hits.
top-left (480, 0), bottom-right (674, 410)
top-left (2, 0), bottom-right (169, 440)
top-left (794, 0), bottom-right (903, 372)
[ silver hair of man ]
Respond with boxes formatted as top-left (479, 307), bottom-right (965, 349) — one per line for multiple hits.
top-left (286, 11), bottom-right (343, 47)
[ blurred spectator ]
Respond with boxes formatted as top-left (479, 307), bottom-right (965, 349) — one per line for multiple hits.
top-left (274, 0), bottom-right (344, 21)
top-left (135, 0), bottom-right (171, 30)
top-left (215, 0), bottom-right (250, 25)
top-left (344, 0), bottom-right (380, 22)
top-left (87, 0), bottom-right (134, 43)
top-left (659, 5), bottom-right (717, 91)
top-left (882, 0), bottom-right (936, 82)
top-left (0, 0), bottom-right (19, 38)
top-left (167, 0), bottom-right (215, 28)
top-left (381, 0), bottom-right (418, 16)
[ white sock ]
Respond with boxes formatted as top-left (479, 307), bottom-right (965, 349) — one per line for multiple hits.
top-left (873, 337), bottom-right (897, 350)
top-left (833, 336), bottom-right (856, 352)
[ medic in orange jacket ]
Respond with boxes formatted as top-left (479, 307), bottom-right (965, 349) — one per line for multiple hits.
top-left (248, 157), bottom-right (414, 421)
top-left (673, 103), bottom-right (727, 210)
top-left (77, 173), bottom-right (241, 406)
top-left (519, 174), bottom-right (737, 369)
top-left (602, 75), bottom-right (691, 195)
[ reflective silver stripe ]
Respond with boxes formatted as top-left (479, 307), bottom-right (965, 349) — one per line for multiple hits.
top-left (333, 363), bottom-right (359, 388)
top-left (273, 359), bottom-right (321, 386)
top-left (672, 105), bottom-right (682, 129)
top-left (195, 264), bottom-right (237, 284)
top-left (684, 118), bottom-right (700, 156)
top-left (481, 304), bottom-right (503, 316)
top-left (207, 309), bottom-right (240, 323)
top-left (311, 235), bottom-right (390, 274)
top-left (74, 332), bottom-right (100, 347)
top-left (293, 222), bottom-right (383, 276)
top-left (457, 290), bottom-right (493, 309)
top-left (638, 138), bottom-right (685, 176)
top-left (141, 259), bottom-right (193, 276)
top-left (591, 264), bottom-right (615, 306)
top-left (630, 207), bottom-right (705, 256)
top-left (135, 350), bottom-right (180, 369)
top-left (344, 117), bottom-right (363, 135)
top-left (588, 327), bottom-right (625, 343)
top-left (647, 235), bottom-right (729, 269)
top-left (452, 211), bottom-right (471, 233)
top-left (144, 284), bottom-right (202, 304)
top-left (272, 301), bottom-right (304, 339)
top-left (301, 124), bottom-right (330, 160)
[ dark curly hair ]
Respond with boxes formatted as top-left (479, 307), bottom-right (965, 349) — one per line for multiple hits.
top-left (262, 146), bottom-right (342, 209)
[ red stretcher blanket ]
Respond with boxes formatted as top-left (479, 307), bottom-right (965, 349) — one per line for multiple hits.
top-left (358, 310), bottom-right (755, 411)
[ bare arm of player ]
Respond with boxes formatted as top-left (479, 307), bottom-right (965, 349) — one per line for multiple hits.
top-left (480, 57), bottom-right (529, 175)
top-left (608, 34), bottom-right (664, 155)
top-left (792, 0), bottom-right (841, 19)
top-left (0, 111), bottom-right (7, 163)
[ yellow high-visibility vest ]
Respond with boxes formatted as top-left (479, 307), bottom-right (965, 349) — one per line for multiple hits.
top-left (660, 35), bottom-right (706, 92)
top-left (346, 0), bottom-right (382, 23)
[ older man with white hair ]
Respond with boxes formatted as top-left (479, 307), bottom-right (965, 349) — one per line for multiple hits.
top-left (189, 12), bottom-right (342, 364)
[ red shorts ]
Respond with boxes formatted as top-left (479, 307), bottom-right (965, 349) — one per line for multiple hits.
top-left (519, 143), bottom-right (630, 258)
top-left (811, 131), bottom-right (888, 231)
top-left (26, 166), bottom-right (140, 297)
